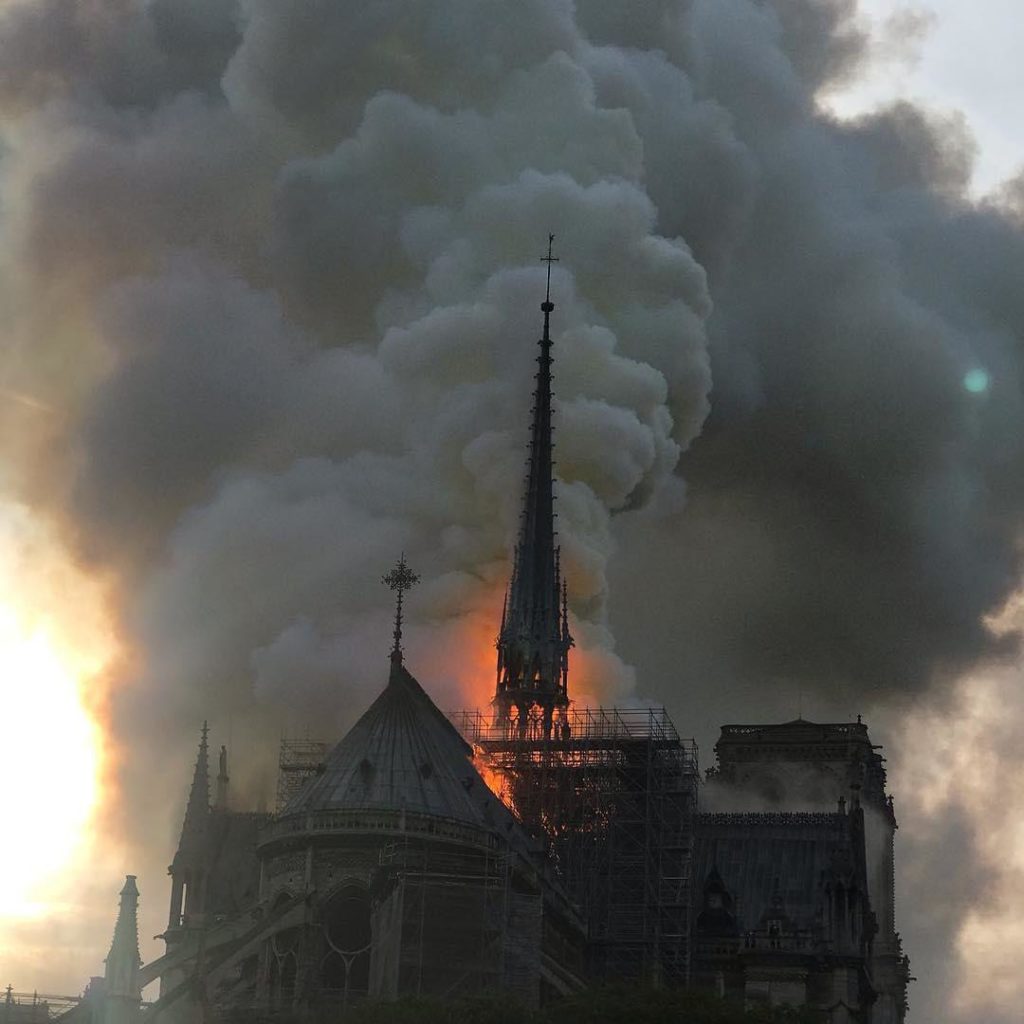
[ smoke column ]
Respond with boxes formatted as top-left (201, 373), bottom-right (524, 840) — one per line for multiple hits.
top-left (0, 1), bottom-right (1023, 1019)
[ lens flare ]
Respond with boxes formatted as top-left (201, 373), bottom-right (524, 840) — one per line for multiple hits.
top-left (0, 606), bottom-right (101, 917)
top-left (963, 368), bottom-right (990, 394)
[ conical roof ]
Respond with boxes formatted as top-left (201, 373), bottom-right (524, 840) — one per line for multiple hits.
top-left (284, 659), bottom-right (524, 841)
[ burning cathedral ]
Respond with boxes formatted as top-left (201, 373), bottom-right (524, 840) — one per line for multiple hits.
top-left (74, 249), bottom-right (910, 1024)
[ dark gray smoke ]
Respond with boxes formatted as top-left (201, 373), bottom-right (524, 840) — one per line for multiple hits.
top-left (0, 0), bottom-right (1021, 1017)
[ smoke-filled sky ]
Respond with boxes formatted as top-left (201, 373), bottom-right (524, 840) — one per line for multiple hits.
top-left (0, 1), bottom-right (1023, 1021)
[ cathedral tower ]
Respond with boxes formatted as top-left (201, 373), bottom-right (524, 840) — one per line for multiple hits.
top-left (494, 237), bottom-right (573, 739)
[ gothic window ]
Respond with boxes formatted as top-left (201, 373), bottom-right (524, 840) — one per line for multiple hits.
top-left (320, 884), bottom-right (372, 1005)
top-left (269, 927), bottom-right (300, 1009)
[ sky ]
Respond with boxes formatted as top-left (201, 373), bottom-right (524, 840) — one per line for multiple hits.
top-left (827, 0), bottom-right (1024, 194)
top-left (0, 2), bottom-right (1023, 1022)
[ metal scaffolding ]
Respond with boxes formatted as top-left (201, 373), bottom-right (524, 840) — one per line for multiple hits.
top-left (4, 992), bottom-right (63, 1023)
top-left (449, 706), bottom-right (699, 986)
top-left (275, 737), bottom-right (329, 813)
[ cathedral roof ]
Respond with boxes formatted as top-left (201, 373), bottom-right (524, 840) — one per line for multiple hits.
top-left (283, 658), bottom-right (529, 844)
top-left (694, 811), bottom-right (860, 933)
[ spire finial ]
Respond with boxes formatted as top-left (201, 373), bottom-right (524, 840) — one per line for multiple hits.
top-left (382, 554), bottom-right (420, 663)
top-left (541, 233), bottom-right (558, 311)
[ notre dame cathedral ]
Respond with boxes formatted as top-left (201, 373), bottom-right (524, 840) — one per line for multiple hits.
top-left (74, 262), bottom-right (910, 1024)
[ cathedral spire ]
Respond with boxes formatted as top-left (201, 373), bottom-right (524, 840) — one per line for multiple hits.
top-left (103, 876), bottom-right (142, 1003)
top-left (166, 724), bottom-right (212, 933)
top-left (172, 723), bottom-right (209, 868)
top-left (186, 723), bottom-right (210, 827)
top-left (495, 236), bottom-right (573, 738)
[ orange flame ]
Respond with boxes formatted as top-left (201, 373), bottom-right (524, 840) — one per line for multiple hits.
top-left (414, 576), bottom-right (626, 715)
top-left (472, 742), bottom-right (515, 807)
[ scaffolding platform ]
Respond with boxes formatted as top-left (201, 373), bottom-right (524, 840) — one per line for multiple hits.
top-left (449, 706), bottom-right (699, 986)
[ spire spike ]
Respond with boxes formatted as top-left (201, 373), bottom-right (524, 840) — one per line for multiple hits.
top-left (179, 723), bottom-right (210, 844)
top-left (383, 554), bottom-right (420, 664)
top-left (104, 876), bottom-right (142, 1002)
top-left (494, 237), bottom-right (571, 737)
top-left (542, 233), bottom-right (558, 306)
top-left (168, 724), bottom-right (211, 930)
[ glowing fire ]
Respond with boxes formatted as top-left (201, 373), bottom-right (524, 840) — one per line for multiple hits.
top-left (416, 577), bottom-right (621, 713)
top-left (472, 742), bottom-right (515, 807)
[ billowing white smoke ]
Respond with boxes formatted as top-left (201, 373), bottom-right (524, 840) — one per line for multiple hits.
top-left (2, 2), bottom-right (1024, 1020)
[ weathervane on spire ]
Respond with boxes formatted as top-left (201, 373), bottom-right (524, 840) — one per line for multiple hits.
top-left (382, 554), bottom-right (420, 663)
top-left (541, 233), bottom-right (558, 309)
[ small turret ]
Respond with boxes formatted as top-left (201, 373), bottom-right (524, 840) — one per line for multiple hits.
top-left (102, 876), bottom-right (142, 1024)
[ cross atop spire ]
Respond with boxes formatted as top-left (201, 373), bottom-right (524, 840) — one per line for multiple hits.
top-left (494, 237), bottom-right (573, 739)
top-left (383, 554), bottom-right (420, 664)
top-left (541, 233), bottom-right (558, 307)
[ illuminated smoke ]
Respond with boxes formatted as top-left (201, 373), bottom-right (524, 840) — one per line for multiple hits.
top-left (1, 1), bottom-right (1024, 1017)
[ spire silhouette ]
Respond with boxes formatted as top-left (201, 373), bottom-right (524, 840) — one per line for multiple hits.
top-left (103, 875), bottom-right (142, 1024)
top-left (383, 554), bottom-right (420, 665)
top-left (105, 876), bottom-right (142, 990)
top-left (171, 722), bottom-right (210, 874)
top-left (495, 237), bottom-right (573, 738)
top-left (167, 724), bottom-right (211, 931)
top-left (215, 743), bottom-right (230, 811)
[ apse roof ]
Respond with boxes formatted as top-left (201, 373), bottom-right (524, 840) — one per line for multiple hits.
top-left (283, 657), bottom-right (529, 846)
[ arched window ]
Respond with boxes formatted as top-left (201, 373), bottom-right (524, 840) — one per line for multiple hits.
top-left (268, 893), bottom-right (300, 1009)
top-left (320, 884), bottom-right (372, 1006)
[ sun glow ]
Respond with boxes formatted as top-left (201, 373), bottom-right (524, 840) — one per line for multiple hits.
top-left (0, 605), bottom-right (102, 917)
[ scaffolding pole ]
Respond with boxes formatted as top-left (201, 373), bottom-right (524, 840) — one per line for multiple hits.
top-left (449, 706), bottom-right (699, 986)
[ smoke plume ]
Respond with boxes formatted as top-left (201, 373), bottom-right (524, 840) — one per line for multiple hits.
top-left (1, 1), bottom-right (1023, 1018)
